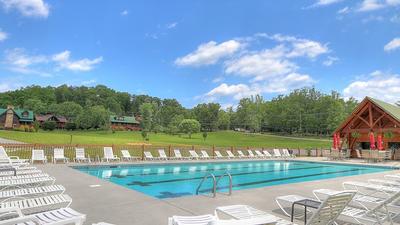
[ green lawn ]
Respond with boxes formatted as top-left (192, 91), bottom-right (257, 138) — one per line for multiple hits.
top-left (0, 130), bottom-right (330, 148)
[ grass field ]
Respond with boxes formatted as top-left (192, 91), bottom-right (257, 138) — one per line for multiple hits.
top-left (0, 130), bottom-right (330, 148)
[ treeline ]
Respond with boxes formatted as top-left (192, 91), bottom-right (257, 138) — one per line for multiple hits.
top-left (0, 85), bottom-right (358, 135)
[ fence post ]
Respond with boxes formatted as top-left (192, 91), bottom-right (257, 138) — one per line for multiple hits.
top-left (231, 146), bottom-right (234, 154)
top-left (212, 145), bottom-right (215, 157)
top-left (141, 144), bottom-right (145, 161)
top-left (168, 145), bottom-right (171, 158)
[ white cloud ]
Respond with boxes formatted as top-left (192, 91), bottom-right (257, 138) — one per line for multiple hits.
top-left (81, 79), bottom-right (96, 86)
top-left (225, 45), bottom-right (296, 82)
top-left (337, 6), bottom-right (350, 14)
top-left (343, 71), bottom-right (400, 103)
top-left (3, 48), bottom-right (103, 75)
top-left (357, 0), bottom-right (400, 12)
top-left (175, 40), bottom-right (242, 66)
top-left (120, 10), bottom-right (128, 16)
top-left (52, 50), bottom-right (103, 72)
top-left (323, 56), bottom-right (339, 66)
top-left (0, 29), bottom-right (8, 42)
top-left (384, 38), bottom-right (400, 52)
top-left (212, 76), bottom-right (224, 83)
top-left (310, 0), bottom-right (344, 7)
top-left (166, 22), bottom-right (178, 29)
top-left (0, 0), bottom-right (49, 18)
top-left (263, 73), bottom-right (315, 93)
top-left (269, 34), bottom-right (329, 59)
top-left (206, 83), bottom-right (259, 101)
top-left (3, 48), bottom-right (50, 76)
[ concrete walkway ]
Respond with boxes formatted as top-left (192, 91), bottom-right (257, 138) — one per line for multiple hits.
top-left (37, 159), bottom-right (400, 225)
top-left (0, 137), bottom-right (24, 144)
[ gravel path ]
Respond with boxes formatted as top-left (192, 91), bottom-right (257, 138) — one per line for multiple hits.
top-left (0, 137), bottom-right (24, 144)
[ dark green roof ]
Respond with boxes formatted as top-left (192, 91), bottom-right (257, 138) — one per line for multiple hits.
top-left (368, 97), bottom-right (400, 122)
top-left (110, 115), bottom-right (139, 124)
top-left (0, 108), bottom-right (34, 122)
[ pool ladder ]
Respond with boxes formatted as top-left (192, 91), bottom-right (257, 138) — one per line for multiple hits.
top-left (196, 171), bottom-right (232, 198)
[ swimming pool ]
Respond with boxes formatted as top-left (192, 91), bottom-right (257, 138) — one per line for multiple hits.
top-left (74, 160), bottom-right (392, 199)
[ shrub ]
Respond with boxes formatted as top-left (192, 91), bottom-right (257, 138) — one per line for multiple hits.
top-left (24, 125), bottom-right (29, 132)
top-left (29, 127), bottom-right (35, 132)
top-left (33, 121), bottom-right (40, 132)
top-left (42, 121), bottom-right (57, 131)
top-left (65, 122), bottom-right (77, 131)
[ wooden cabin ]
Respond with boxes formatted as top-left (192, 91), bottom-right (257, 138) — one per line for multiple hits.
top-left (0, 106), bottom-right (34, 129)
top-left (335, 97), bottom-right (400, 159)
top-left (35, 114), bottom-right (68, 129)
top-left (110, 115), bottom-right (141, 131)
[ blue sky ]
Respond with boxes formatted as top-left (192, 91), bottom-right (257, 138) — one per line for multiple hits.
top-left (0, 0), bottom-right (399, 108)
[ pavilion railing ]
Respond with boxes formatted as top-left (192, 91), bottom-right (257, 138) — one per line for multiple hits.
top-left (1, 143), bottom-right (329, 162)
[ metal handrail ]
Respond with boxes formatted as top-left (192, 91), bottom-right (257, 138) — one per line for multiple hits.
top-left (196, 173), bottom-right (216, 197)
top-left (216, 171), bottom-right (233, 196)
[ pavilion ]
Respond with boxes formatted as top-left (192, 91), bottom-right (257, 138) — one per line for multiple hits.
top-left (334, 97), bottom-right (400, 159)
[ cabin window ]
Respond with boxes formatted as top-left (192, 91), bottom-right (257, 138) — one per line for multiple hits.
top-left (22, 111), bottom-right (29, 117)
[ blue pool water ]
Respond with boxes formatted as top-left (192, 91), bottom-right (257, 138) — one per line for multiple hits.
top-left (73, 161), bottom-right (392, 199)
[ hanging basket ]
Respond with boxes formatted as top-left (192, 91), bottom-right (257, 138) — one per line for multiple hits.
top-left (384, 131), bottom-right (394, 139)
top-left (351, 132), bottom-right (361, 139)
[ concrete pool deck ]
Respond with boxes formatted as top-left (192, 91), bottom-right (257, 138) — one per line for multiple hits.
top-left (36, 157), bottom-right (400, 225)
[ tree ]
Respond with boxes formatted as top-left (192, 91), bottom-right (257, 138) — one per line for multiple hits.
top-left (202, 132), bottom-right (208, 141)
top-left (139, 103), bottom-right (155, 131)
top-left (217, 110), bottom-right (231, 130)
top-left (193, 103), bottom-right (220, 131)
top-left (179, 119), bottom-right (201, 138)
top-left (166, 114), bottom-right (184, 135)
top-left (76, 106), bottom-right (110, 129)
top-left (23, 99), bottom-right (47, 114)
top-left (42, 121), bottom-right (57, 131)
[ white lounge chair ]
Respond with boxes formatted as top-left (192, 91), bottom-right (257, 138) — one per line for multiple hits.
top-left (158, 149), bottom-right (169, 160)
top-left (339, 191), bottom-right (400, 225)
top-left (343, 181), bottom-right (400, 198)
top-left (144, 151), bottom-right (155, 160)
top-left (75, 148), bottom-right (90, 163)
top-left (247, 150), bottom-right (256, 158)
top-left (121, 150), bottom-right (137, 161)
top-left (254, 150), bottom-right (265, 158)
top-left (172, 149), bottom-right (184, 160)
top-left (273, 149), bottom-right (282, 158)
top-left (313, 188), bottom-right (400, 221)
top-left (53, 148), bottom-right (69, 163)
top-left (214, 151), bottom-right (226, 159)
top-left (226, 150), bottom-right (236, 159)
top-left (168, 214), bottom-right (217, 225)
top-left (0, 184), bottom-right (65, 201)
top-left (0, 194), bottom-right (71, 215)
top-left (0, 168), bottom-right (41, 176)
top-left (200, 150), bottom-right (210, 159)
top-left (0, 173), bottom-right (49, 181)
top-left (0, 207), bottom-right (86, 225)
top-left (282, 149), bottom-right (295, 158)
top-left (0, 146), bottom-right (28, 166)
top-left (0, 177), bottom-right (55, 190)
top-left (102, 147), bottom-right (120, 162)
top-left (31, 149), bottom-right (47, 164)
top-left (217, 192), bottom-right (355, 225)
top-left (237, 150), bottom-right (247, 158)
top-left (189, 150), bottom-right (200, 160)
top-left (263, 150), bottom-right (272, 158)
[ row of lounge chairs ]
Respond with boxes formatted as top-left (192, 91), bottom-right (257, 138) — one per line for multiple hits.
top-left (2, 146), bottom-right (296, 163)
top-left (0, 152), bottom-right (86, 224)
top-left (170, 172), bottom-right (400, 225)
top-left (144, 148), bottom-right (295, 160)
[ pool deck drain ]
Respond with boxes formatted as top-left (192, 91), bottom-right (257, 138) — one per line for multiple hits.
top-left (37, 158), bottom-right (400, 225)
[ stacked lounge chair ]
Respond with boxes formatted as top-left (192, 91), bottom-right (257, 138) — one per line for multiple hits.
top-left (0, 150), bottom-right (86, 224)
top-left (169, 191), bottom-right (355, 225)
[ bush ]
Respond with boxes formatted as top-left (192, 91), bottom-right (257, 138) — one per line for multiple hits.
top-left (29, 127), bottom-right (35, 132)
top-left (65, 122), bottom-right (77, 131)
top-left (33, 121), bottom-right (40, 132)
top-left (42, 121), bottom-right (57, 131)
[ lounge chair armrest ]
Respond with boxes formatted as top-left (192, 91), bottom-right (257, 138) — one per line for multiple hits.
top-left (0, 207), bottom-right (23, 217)
top-left (9, 156), bottom-right (20, 160)
top-left (0, 214), bottom-right (41, 225)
